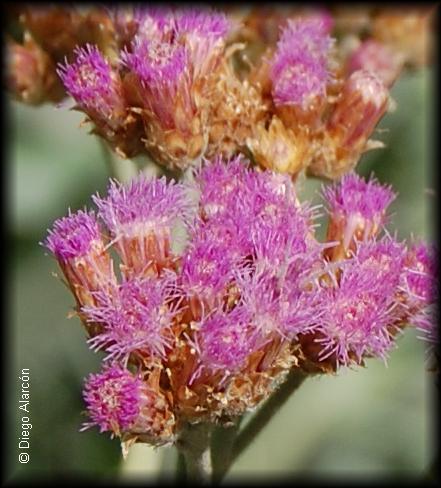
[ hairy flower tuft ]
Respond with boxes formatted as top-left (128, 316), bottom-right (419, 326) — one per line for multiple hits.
top-left (82, 364), bottom-right (143, 434)
top-left (57, 44), bottom-right (124, 119)
top-left (84, 276), bottom-right (179, 362)
top-left (323, 172), bottom-right (396, 259)
top-left (44, 209), bottom-right (101, 262)
top-left (270, 17), bottom-right (333, 107)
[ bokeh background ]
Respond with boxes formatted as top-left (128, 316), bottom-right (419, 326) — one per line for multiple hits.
top-left (7, 63), bottom-right (436, 482)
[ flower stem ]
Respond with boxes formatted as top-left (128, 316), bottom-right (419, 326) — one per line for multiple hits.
top-left (219, 369), bottom-right (307, 481)
top-left (211, 417), bottom-right (243, 483)
top-left (176, 421), bottom-right (213, 484)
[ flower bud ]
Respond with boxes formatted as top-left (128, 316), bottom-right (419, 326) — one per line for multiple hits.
top-left (6, 34), bottom-right (63, 105)
top-left (82, 364), bottom-right (175, 445)
top-left (347, 39), bottom-right (403, 88)
top-left (93, 177), bottom-right (190, 278)
top-left (322, 172), bottom-right (396, 261)
top-left (44, 210), bottom-right (117, 336)
top-left (317, 70), bottom-right (389, 178)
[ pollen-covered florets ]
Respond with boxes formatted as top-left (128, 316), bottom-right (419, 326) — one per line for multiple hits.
top-left (44, 153), bottom-right (437, 447)
top-left (133, 6), bottom-right (175, 40)
top-left (323, 172), bottom-right (396, 260)
top-left (196, 155), bottom-right (249, 218)
top-left (181, 237), bottom-right (237, 306)
top-left (44, 209), bottom-right (101, 261)
top-left (270, 17), bottom-right (334, 108)
top-left (84, 275), bottom-right (179, 362)
top-left (349, 237), bottom-right (407, 294)
top-left (57, 44), bottom-right (124, 118)
top-left (82, 364), bottom-right (143, 434)
top-left (323, 172), bottom-right (396, 222)
top-left (196, 307), bottom-right (257, 373)
top-left (122, 37), bottom-right (187, 92)
top-left (317, 265), bottom-right (397, 366)
top-left (93, 176), bottom-right (189, 237)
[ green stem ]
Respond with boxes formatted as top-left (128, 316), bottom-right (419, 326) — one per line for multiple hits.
top-left (176, 421), bottom-right (213, 484)
top-left (211, 417), bottom-right (243, 483)
top-left (219, 369), bottom-right (307, 481)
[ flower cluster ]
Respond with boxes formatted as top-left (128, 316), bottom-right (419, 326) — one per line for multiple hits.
top-left (247, 11), bottom-right (390, 180)
top-left (8, 6), bottom-right (434, 179)
top-left (44, 157), bottom-right (437, 450)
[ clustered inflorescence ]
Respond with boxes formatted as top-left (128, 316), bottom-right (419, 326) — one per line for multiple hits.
top-left (7, 3), bottom-right (436, 462)
top-left (44, 157), bottom-right (437, 450)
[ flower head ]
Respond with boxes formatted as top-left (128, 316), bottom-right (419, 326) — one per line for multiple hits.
top-left (270, 17), bottom-right (334, 107)
top-left (197, 307), bottom-right (256, 373)
top-left (195, 155), bottom-right (249, 218)
top-left (93, 176), bottom-right (190, 274)
top-left (323, 172), bottom-right (395, 223)
top-left (57, 44), bottom-right (124, 119)
top-left (174, 8), bottom-right (231, 39)
top-left (346, 237), bottom-right (407, 297)
top-left (181, 236), bottom-right (237, 308)
top-left (317, 275), bottom-right (394, 366)
top-left (82, 364), bottom-right (143, 434)
top-left (347, 39), bottom-right (403, 88)
top-left (84, 276), bottom-right (179, 362)
top-left (44, 209), bottom-right (101, 262)
top-left (122, 37), bottom-right (187, 91)
top-left (323, 172), bottom-right (396, 259)
top-left (94, 176), bottom-right (189, 237)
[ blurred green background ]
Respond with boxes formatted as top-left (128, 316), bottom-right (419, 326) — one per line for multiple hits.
top-left (7, 68), bottom-right (436, 483)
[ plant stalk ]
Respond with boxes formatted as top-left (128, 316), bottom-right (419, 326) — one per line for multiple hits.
top-left (219, 369), bottom-right (307, 481)
top-left (176, 421), bottom-right (213, 484)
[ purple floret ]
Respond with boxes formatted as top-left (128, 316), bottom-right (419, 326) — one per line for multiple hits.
top-left (82, 364), bottom-right (142, 434)
top-left (402, 242), bottom-right (437, 305)
top-left (271, 55), bottom-right (329, 107)
top-left (316, 238), bottom-right (407, 365)
top-left (347, 237), bottom-right (407, 296)
top-left (278, 17), bottom-right (334, 63)
top-left (84, 276), bottom-right (178, 361)
top-left (44, 209), bottom-right (101, 261)
top-left (197, 307), bottom-right (256, 373)
top-left (133, 5), bottom-right (175, 39)
top-left (270, 17), bottom-right (334, 107)
top-left (174, 7), bottom-right (231, 39)
top-left (93, 176), bottom-right (191, 237)
top-left (322, 172), bottom-right (396, 221)
top-left (57, 44), bottom-right (120, 116)
top-left (121, 36), bottom-right (187, 89)
top-left (181, 236), bottom-right (237, 302)
top-left (195, 155), bottom-right (250, 218)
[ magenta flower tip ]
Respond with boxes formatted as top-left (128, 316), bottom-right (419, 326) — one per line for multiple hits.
top-left (323, 172), bottom-right (396, 221)
top-left (44, 209), bottom-right (100, 261)
top-left (93, 176), bottom-right (190, 236)
top-left (181, 237), bottom-right (237, 299)
top-left (84, 276), bottom-right (178, 361)
top-left (270, 16), bottom-right (334, 106)
top-left (198, 307), bottom-right (256, 372)
top-left (317, 238), bottom-right (408, 365)
top-left (57, 44), bottom-right (117, 115)
top-left (121, 36), bottom-right (187, 87)
top-left (403, 242), bottom-right (438, 305)
top-left (82, 364), bottom-right (142, 433)
top-left (174, 7), bottom-right (231, 39)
